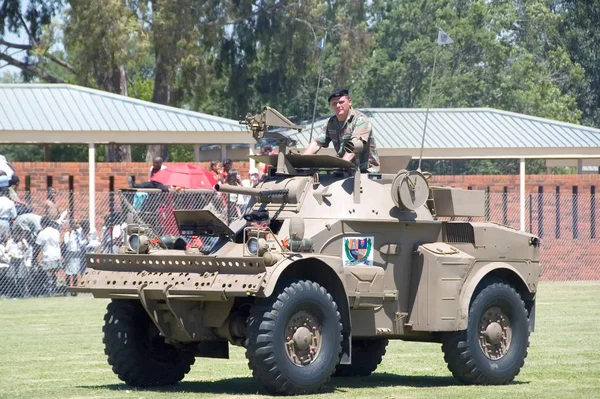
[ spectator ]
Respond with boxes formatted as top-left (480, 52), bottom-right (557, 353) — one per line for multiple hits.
top-left (14, 213), bottom-right (42, 242)
top-left (8, 176), bottom-right (34, 215)
top-left (44, 187), bottom-right (68, 225)
top-left (0, 155), bottom-right (15, 179)
top-left (149, 157), bottom-right (167, 179)
top-left (100, 213), bottom-right (127, 254)
top-left (0, 232), bottom-right (10, 295)
top-left (44, 187), bottom-right (60, 220)
top-left (0, 187), bottom-right (16, 237)
top-left (0, 171), bottom-right (10, 188)
top-left (15, 213), bottom-right (43, 296)
top-left (0, 232), bottom-right (9, 267)
top-left (5, 227), bottom-right (32, 298)
top-left (258, 145), bottom-right (275, 179)
top-left (79, 220), bottom-right (100, 276)
top-left (237, 173), bottom-right (253, 211)
top-left (36, 216), bottom-right (62, 296)
top-left (209, 161), bottom-right (221, 183)
top-left (220, 159), bottom-right (241, 220)
top-left (81, 220), bottom-right (100, 254)
top-left (63, 221), bottom-right (87, 295)
top-left (249, 167), bottom-right (260, 187)
top-left (221, 159), bottom-right (241, 186)
top-left (127, 157), bottom-right (169, 192)
top-left (8, 175), bottom-right (20, 200)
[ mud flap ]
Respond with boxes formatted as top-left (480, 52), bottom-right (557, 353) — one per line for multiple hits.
top-left (340, 332), bottom-right (352, 365)
top-left (528, 300), bottom-right (536, 333)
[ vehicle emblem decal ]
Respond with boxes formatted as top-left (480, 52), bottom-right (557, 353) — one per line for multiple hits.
top-left (343, 236), bottom-right (374, 266)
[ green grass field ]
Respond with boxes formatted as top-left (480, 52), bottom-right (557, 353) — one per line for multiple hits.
top-left (1, 282), bottom-right (599, 399)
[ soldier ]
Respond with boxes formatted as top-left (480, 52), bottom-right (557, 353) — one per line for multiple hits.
top-left (243, 209), bottom-right (270, 231)
top-left (303, 87), bottom-right (380, 173)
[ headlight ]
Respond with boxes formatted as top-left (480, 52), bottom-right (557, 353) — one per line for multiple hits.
top-left (128, 234), bottom-right (149, 253)
top-left (247, 237), bottom-right (268, 256)
top-left (247, 237), bottom-right (259, 255)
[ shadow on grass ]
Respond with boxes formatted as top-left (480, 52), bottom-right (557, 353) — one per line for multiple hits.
top-left (78, 377), bottom-right (261, 395)
top-left (79, 372), bottom-right (526, 395)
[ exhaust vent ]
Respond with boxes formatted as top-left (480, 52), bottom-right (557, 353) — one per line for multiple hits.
top-left (445, 223), bottom-right (475, 244)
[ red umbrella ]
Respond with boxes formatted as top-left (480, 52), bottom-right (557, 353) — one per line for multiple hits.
top-left (150, 164), bottom-right (218, 189)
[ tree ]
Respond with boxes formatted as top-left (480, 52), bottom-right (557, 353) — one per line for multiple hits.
top-left (559, 1), bottom-right (600, 128)
top-left (63, 0), bottom-right (154, 161)
top-left (0, 0), bottom-right (72, 83)
top-left (186, 0), bottom-right (372, 124)
top-left (353, 0), bottom-right (583, 174)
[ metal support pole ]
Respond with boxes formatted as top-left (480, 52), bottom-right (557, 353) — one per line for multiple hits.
top-left (88, 143), bottom-right (96, 234)
top-left (520, 158), bottom-right (525, 231)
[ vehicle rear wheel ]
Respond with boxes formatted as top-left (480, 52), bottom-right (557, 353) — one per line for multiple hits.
top-left (245, 280), bottom-right (342, 395)
top-left (103, 299), bottom-right (195, 387)
top-left (441, 281), bottom-right (529, 385)
top-left (333, 339), bottom-right (388, 377)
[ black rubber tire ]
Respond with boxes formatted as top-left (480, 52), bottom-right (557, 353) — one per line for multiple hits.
top-left (441, 281), bottom-right (529, 385)
top-left (333, 339), bottom-right (388, 377)
top-left (245, 280), bottom-right (342, 395)
top-left (103, 299), bottom-right (195, 387)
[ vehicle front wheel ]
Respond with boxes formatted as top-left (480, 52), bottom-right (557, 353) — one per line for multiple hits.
top-left (245, 280), bottom-right (342, 395)
top-left (441, 281), bottom-right (529, 385)
top-left (103, 299), bottom-right (195, 387)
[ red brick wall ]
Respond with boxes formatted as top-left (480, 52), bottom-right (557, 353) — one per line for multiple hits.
top-left (10, 162), bottom-right (600, 192)
top-left (11, 162), bottom-right (250, 192)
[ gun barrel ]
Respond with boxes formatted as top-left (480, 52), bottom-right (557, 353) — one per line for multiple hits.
top-left (215, 184), bottom-right (262, 196)
top-left (214, 183), bottom-right (290, 204)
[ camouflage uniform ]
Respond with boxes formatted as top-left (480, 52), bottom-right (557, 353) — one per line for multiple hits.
top-left (314, 109), bottom-right (380, 173)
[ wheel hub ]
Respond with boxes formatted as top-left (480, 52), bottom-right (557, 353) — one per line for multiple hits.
top-left (284, 310), bottom-right (322, 366)
top-left (478, 306), bottom-right (512, 360)
top-left (485, 322), bottom-right (503, 344)
top-left (292, 327), bottom-right (312, 351)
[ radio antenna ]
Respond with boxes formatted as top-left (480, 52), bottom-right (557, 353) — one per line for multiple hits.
top-left (417, 29), bottom-right (453, 172)
top-left (310, 31), bottom-right (327, 142)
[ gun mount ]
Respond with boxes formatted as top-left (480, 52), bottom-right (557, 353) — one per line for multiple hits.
top-left (240, 106), bottom-right (305, 175)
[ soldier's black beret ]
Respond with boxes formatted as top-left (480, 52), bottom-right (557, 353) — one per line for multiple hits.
top-left (328, 87), bottom-right (350, 102)
top-left (243, 209), bottom-right (270, 222)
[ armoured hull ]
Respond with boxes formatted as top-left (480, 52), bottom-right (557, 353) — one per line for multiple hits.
top-left (74, 107), bottom-right (542, 395)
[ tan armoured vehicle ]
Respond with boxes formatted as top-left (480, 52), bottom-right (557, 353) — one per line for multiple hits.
top-left (74, 108), bottom-right (541, 395)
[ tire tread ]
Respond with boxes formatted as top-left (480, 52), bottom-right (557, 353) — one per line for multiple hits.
top-left (103, 300), bottom-right (195, 387)
top-left (245, 280), bottom-right (342, 395)
top-left (441, 281), bottom-right (529, 385)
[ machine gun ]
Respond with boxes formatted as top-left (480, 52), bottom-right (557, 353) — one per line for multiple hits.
top-left (239, 107), bottom-right (304, 175)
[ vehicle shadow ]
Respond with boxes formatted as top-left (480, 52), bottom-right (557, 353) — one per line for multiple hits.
top-left (79, 372), bottom-right (526, 395)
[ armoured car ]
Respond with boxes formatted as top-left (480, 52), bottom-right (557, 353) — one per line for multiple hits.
top-left (74, 108), bottom-right (541, 395)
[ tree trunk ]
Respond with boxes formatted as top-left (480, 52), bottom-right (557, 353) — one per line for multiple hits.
top-left (146, 53), bottom-right (170, 162)
top-left (104, 65), bottom-right (132, 162)
top-left (105, 144), bottom-right (132, 162)
top-left (146, 0), bottom-right (171, 162)
top-left (44, 144), bottom-right (51, 161)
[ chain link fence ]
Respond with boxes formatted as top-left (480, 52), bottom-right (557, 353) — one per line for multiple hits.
top-left (0, 189), bottom-right (598, 299)
top-left (0, 188), bottom-right (252, 299)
